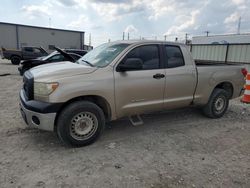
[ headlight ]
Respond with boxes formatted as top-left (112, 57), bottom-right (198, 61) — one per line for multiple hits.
top-left (34, 82), bottom-right (59, 96)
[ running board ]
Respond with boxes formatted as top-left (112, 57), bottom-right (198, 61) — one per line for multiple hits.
top-left (129, 115), bottom-right (144, 126)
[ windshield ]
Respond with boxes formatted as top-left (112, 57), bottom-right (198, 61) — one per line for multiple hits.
top-left (42, 51), bottom-right (58, 60)
top-left (76, 43), bottom-right (129, 67)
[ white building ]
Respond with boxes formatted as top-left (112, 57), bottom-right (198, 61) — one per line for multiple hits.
top-left (192, 33), bottom-right (250, 44)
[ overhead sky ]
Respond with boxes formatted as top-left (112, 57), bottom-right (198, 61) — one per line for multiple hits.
top-left (0, 0), bottom-right (250, 46)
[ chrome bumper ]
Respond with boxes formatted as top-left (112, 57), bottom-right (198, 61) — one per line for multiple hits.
top-left (20, 101), bottom-right (56, 131)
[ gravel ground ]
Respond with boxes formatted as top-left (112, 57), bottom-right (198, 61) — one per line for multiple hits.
top-left (0, 59), bottom-right (250, 188)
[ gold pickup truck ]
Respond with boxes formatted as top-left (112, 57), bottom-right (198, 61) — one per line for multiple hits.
top-left (19, 41), bottom-right (247, 146)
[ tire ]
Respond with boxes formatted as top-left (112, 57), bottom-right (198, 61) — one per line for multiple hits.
top-left (11, 56), bottom-right (21, 65)
top-left (202, 88), bottom-right (229, 118)
top-left (56, 101), bottom-right (105, 147)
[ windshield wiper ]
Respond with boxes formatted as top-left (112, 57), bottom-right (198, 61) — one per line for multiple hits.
top-left (80, 60), bottom-right (94, 67)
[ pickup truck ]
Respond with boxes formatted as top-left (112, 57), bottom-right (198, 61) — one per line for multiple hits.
top-left (19, 41), bottom-right (247, 147)
top-left (1, 46), bottom-right (48, 65)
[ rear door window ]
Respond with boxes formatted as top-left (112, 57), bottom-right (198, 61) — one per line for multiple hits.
top-left (164, 46), bottom-right (185, 68)
top-left (24, 47), bottom-right (34, 52)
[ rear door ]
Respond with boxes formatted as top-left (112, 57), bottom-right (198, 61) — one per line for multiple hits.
top-left (163, 45), bottom-right (197, 109)
top-left (114, 44), bottom-right (165, 118)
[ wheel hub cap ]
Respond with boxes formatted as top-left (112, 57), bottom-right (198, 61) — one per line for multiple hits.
top-left (70, 112), bottom-right (98, 140)
top-left (215, 97), bottom-right (225, 112)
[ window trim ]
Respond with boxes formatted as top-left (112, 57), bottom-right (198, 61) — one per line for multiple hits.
top-left (116, 44), bottom-right (162, 72)
top-left (163, 45), bottom-right (185, 69)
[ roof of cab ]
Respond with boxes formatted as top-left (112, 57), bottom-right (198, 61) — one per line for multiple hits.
top-left (109, 40), bottom-right (185, 46)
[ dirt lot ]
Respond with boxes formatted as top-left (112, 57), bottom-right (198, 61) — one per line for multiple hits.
top-left (0, 59), bottom-right (250, 188)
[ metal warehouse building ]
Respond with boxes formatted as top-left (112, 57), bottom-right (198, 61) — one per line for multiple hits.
top-left (0, 22), bottom-right (85, 51)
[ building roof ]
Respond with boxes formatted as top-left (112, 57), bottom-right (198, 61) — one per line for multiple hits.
top-left (0, 22), bottom-right (84, 34)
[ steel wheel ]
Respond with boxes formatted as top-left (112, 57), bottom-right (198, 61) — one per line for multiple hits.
top-left (70, 112), bottom-right (98, 141)
top-left (202, 88), bottom-right (229, 118)
top-left (214, 96), bottom-right (226, 113)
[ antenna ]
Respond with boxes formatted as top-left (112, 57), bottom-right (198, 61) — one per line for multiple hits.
top-left (237, 16), bottom-right (241, 34)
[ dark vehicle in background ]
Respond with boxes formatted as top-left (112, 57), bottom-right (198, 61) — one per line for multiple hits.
top-left (64, 49), bottom-right (88, 56)
top-left (18, 48), bottom-right (83, 75)
top-left (1, 46), bottom-right (48, 65)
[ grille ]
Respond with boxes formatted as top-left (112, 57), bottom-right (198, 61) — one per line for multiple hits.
top-left (23, 71), bottom-right (34, 100)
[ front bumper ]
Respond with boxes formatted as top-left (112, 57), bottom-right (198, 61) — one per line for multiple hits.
top-left (20, 102), bottom-right (56, 131)
top-left (19, 89), bottom-right (62, 131)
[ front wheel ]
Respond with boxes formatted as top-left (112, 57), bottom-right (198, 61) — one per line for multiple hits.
top-left (57, 101), bottom-right (105, 147)
top-left (202, 88), bottom-right (229, 118)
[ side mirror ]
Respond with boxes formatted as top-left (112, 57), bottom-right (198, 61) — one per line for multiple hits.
top-left (117, 58), bottom-right (143, 72)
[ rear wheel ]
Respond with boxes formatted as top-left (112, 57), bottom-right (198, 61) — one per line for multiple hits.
top-left (202, 88), bottom-right (229, 118)
top-left (56, 101), bottom-right (105, 147)
top-left (11, 56), bottom-right (21, 65)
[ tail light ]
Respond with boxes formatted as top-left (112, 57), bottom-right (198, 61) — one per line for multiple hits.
top-left (241, 68), bottom-right (248, 77)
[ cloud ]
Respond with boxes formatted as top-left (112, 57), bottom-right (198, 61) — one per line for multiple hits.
top-left (92, 0), bottom-right (132, 3)
top-left (165, 10), bottom-right (200, 36)
top-left (66, 14), bottom-right (102, 31)
top-left (124, 25), bottom-right (138, 33)
top-left (56, 0), bottom-right (78, 6)
top-left (91, 1), bottom-right (144, 21)
top-left (147, 0), bottom-right (175, 20)
top-left (232, 0), bottom-right (245, 5)
top-left (67, 15), bottom-right (89, 30)
top-left (224, 12), bottom-right (240, 24)
top-left (21, 5), bottom-right (50, 18)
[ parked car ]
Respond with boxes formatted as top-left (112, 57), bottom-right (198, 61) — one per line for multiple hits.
top-left (19, 40), bottom-right (247, 147)
top-left (1, 46), bottom-right (48, 65)
top-left (63, 49), bottom-right (88, 56)
top-left (18, 47), bottom-right (82, 75)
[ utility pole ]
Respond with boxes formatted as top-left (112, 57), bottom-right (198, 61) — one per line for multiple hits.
top-left (49, 17), bottom-right (51, 28)
top-left (237, 16), bottom-right (241, 34)
top-left (127, 32), bottom-right (129, 40)
top-left (89, 33), bottom-right (91, 46)
top-left (164, 35), bottom-right (167, 41)
top-left (185, 33), bottom-right (189, 44)
top-left (122, 32), bottom-right (125, 40)
top-left (205, 31), bottom-right (210, 37)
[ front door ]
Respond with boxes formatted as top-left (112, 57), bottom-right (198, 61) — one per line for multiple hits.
top-left (114, 44), bottom-right (165, 118)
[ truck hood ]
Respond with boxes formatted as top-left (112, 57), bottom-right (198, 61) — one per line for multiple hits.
top-left (30, 61), bottom-right (97, 81)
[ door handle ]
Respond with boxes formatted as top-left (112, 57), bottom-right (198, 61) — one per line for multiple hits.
top-left (153, 73), bottom-right (165, 79)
